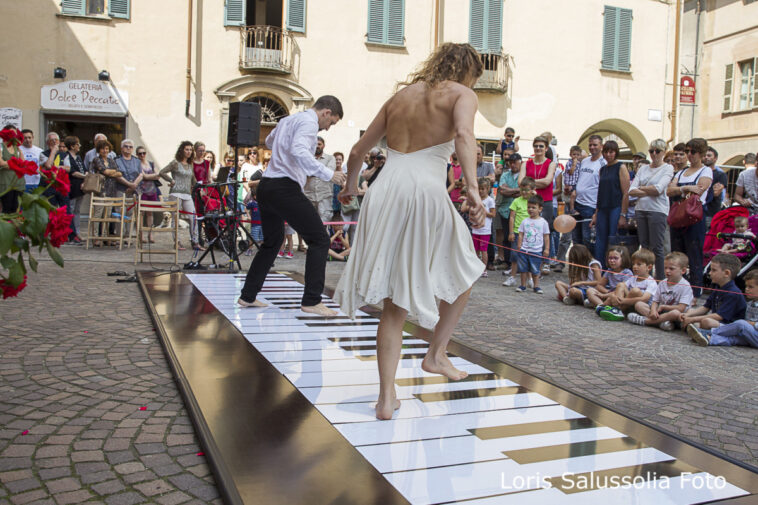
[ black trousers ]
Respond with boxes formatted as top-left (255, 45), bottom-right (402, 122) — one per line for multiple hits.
top-left (240, 177), bottom-right (330, 306)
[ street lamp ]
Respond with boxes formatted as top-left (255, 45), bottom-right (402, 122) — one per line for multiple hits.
top-left (98, 70), bottom-right (110, 81)
top-left (53, 67), bottom-right (66, 79)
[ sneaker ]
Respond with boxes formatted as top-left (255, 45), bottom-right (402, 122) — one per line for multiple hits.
top-left (583, 298), bottom-right (592, 308)
top-left (627, 312), bottom-right (646, 325)
top-left (277, 251), bottom-right (285, 258)
top-left (515, 286), bottom-right (526, 293)
top-left (659, 321), bottom-right (675, 331)
top-left (534, 287), bottom-right (544, 294)
top-left (286, 251), bottom-right (294, 259)
top-left (503, 276), bottom-right (516, 286)
top-left (599, 306), bottom-right (625, 322)
top-left (551, 263), bottom-right (564, 272)
top-left (562, 296), bottom-right (577, 305)
top-left (481, 271), bottom-right (489, 278)
top-left (686, 324), bottom-right (711, 346)
top-left (594, 304), bottom-right (607, 315)
top-left (541, 264), bottom-right (551, 275)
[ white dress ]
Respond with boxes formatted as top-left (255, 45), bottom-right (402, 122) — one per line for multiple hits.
top-left (334, 140), bottom-right (483, 330)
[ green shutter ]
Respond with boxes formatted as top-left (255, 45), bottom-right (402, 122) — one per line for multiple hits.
top-left (108, 0), bottom-right (129, 19)
top-left (61, 0), bottom-right (85, 15)
top-left (486, 0), bottom-right (502, 53)
top-left (287, 0), bottom-right (306, 33)
top-left (602, 6), bottom-right (632, 71)
top-left (723, 63), bottom-right (733, 112)
top-left (469, 0), bottom-right (485, 51)
top-left (387, 0), bottom-right (404, 46)
top-left (224, 0), bottom-right (245, 27)
top-left (367, 0), bottom-right (385, 43)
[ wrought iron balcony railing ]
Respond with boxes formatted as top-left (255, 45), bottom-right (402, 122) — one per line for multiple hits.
top-left (239, 26), bottom-right (295, 74)
top-left (474, 51), bottom-right (511, 94)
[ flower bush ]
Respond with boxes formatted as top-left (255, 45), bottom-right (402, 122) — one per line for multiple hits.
top-left (0, 127), bottom-right (68, 299)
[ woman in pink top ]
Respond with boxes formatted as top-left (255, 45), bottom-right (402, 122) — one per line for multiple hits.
top-left (519, 135), bottom-right (556, 229)
top-left (447, 152), bottom-right (463, 209)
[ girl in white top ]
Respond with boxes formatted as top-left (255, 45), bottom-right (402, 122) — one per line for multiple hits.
top-left (555, 244), bottom-right (603, 304)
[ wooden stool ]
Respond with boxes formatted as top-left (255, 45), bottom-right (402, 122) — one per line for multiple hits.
top-left (86, 195), bottom-right (131, 250)
top-left (134, 199), bottom-right (180, 265)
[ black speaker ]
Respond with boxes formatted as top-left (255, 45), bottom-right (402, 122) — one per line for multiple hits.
top-left (227, 102), bottom-right (261, 147)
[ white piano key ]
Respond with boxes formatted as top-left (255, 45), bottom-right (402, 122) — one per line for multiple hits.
top-left (261, 346), bottom-right (428, 363)
top-left (243, 330), bottom-right (398, 343)
top-left (275, 356), bottom-right (473, 375)
top-left (254, 338), bottom-right (427, 352)
top-left (287, 363), bottom-right (493, 388)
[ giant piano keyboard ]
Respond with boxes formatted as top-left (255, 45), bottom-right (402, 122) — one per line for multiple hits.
top-left (141, 271), bottom-right (757, 505)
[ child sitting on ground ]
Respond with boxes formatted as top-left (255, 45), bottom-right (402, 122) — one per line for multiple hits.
top-left (585, 245), bottom-right (633, 309)
top-left (328, 222), bottom-right (351, 261)
top-left (627, 251), bottom-right (693, 330)
top-left (504, 177), bottom-right (536, 287)
top-left (680, 253), bottom-right (746, 330)
top-left (555, 244), bottom-right (603, 305)
top-left (687, 269), bottom-right (758, 347)
top-left (462, 178), bottom-right (496, 277)
top-left (718, 216), bottom-right (755, 254)
top-left (596, 248), bottom-right (658, 321)
top-left (515, 195), bottom-right (550, 294)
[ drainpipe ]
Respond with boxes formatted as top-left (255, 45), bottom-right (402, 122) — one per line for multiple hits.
top-left (185, 0), bottom-right (193, 117)
top-left (433, 0), bottom-right (440, 48)
top-left (668, 0), bottom-right (682, 146)
top-left (689, 0), bottom-right (702, 138)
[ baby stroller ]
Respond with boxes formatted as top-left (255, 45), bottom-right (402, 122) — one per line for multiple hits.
top-left (702, 206), bottom-right (758, 290)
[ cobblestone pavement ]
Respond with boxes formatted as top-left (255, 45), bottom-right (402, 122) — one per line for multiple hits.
top-left (1, 232), bottom-right (757, 504)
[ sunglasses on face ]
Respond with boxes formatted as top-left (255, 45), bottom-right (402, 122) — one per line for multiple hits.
top-left (649, 149), bottom-right (662, 154)
top-left (533, 145), bottom-right (545, 149)
top-left (137, 152), bottom-right (146, 156)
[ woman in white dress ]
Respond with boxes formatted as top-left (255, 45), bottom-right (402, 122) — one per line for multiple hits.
top-left (335, 43), bottom-right (486, 420)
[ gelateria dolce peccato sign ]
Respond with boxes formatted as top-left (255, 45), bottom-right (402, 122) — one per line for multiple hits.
top-left (41, 80), bottom-right (128, 114)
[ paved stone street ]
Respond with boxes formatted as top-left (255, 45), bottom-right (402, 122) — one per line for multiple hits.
top-left (1, 233), bottom-right (757, 504)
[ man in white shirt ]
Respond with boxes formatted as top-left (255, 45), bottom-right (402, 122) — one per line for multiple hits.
top-left (18, 129), bottom-right (43, 191)
top-left (304, 136), bottom-right (337, 222)
top-left (83, 132), bottom-right (116, 170)
top-left (573, 134), bottom-right (606, 246)
top-left (239, 95), bottom-right (346, 316)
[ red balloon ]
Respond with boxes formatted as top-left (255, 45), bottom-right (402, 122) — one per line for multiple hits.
top-left (554, 214), bottom-right (577, 234)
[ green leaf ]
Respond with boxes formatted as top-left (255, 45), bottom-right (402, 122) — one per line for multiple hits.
top-left (20, 192), bottom-right (37, 209)
top-left (16, 252), bottom-right (26, 275)
top-left (24, 202), bottom-right (48, 237)
top-left (0, 255), bottom-right (14, 270)
top-left (46, 242), bottom-right (64, 267)
top-left (7, 259), bottom-right (23, 286)
top-left (0, 220), bottom-right (14, 256)
top-left (28, 252), bottom-right (38, 272)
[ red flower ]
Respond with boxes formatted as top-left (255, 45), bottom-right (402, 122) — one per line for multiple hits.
top-left (41, 166), bottom-right (71, 196)
top-left (44, 207), bottom-right (73, 247)
top-left (0, 128), bottom-right (23, 146)
top-left (7, 157), bottom-right (39, 179)
top-left (0, 275), bottom-right (27, 299)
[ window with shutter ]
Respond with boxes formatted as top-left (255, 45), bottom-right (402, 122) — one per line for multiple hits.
top-left (485, 0), bottom-right (502, 54)
top-left (601, 5), bottom-right (632, 72)
top-left (469, 1), bottom-right (502, 54)
top-left (753, 57), bottom-right (758, 109)
top-left (287, 0), bottom-right (306, 33)
top-left (738, 59), bottom-right (754, 110)
top-left (469, 0), bottom-right (485, 51)
top-left (224, 0), bottom-right (245, 27)
top-left (367, 0), bottom-right (404, 46)
top-left (61, 0), bottom-right (85, 15)
top-left (108, 0), bottom-right (129, 19)
top-left (723, 63), bottom-right (733, 113)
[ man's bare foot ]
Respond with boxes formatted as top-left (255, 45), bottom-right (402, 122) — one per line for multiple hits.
top-left (375, 397), bottom-right (401, 420)
top-left (237, 298), bottom-right (268, 308)
top-left (421, 354), bottom-right (469, 381)
top-left (301, 303), bottom-right (338, 317)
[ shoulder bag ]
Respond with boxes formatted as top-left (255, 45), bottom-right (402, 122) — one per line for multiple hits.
top-left (667, 168), bottom-right (705, 229)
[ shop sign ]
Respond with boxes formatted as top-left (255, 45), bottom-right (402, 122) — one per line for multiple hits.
top-left (0, 107), bottom-right (22, 129)
top-left (41, 80), bottom-right (128, 114)
top-left (680, 76), bottom-right (696, 104)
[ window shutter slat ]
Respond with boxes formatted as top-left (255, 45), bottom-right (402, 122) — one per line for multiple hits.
top-left (287, 0), bottom-right (306, 33)
top-left (486, 0), bottom-right (502, 53)
top-left (108, 0), bottom-right (130, 19)
top-left (61, 0), bottom-right (85, 15)
top-left (367, 0), bottom-right (385, 43)
top-left (616, 8), bottom-right (632, 71)
top-left (224, 0), bottom-right (245, 26)
top-left (386, 0), bottom-right (404, 46)
top-left (601, 6), bottom-right (617, 70)
top-left (469, 0), bottom-right (485, 51)
top-left (723, 63), bottom-right (733, 113)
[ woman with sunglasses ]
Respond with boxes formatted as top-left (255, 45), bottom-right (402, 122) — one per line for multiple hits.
top-left (666, 138), bottom-right (713, 298)
top-left (629, 139), bottom-right (674, 279)
top-left (519, 136), bottom-right (556, 243)
top-left (591, 140), bottom-right (630, 266)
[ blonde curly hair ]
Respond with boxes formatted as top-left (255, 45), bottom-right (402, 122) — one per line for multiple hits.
top-left (399, 43), bottom-right (483, 89)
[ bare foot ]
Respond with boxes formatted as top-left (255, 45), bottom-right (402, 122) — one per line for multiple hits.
top-left (375, 396), bottom-right (401, 420)
top-left (237, 298), bottom-right (268, 308)
top-left (422, 354), bottom-right (469, 381)
top-left (301, 303), bottom-right (338, 317)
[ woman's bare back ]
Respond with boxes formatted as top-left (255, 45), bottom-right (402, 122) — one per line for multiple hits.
top-left (384, 81), bottom-right (474, 154)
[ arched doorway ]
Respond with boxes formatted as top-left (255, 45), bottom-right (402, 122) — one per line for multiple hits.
top-left (577, 119), bottom-right (649, 158)
top-left (244, 93), bottom-right (289, 148)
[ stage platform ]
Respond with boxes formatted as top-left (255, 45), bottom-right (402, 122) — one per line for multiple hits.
top-left (138, 271), bottom-right (758, 505)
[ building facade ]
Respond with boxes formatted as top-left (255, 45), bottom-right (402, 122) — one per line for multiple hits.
top-left (1, 0), bottom-right (676, 164)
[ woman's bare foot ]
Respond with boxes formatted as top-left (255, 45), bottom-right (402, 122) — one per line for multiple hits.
top-left (375, 396), bottom-right (401, 420)
top-left (237, 298), bottom-right (268, 308)
top-left (422, 354), bottom-right (469, 381)
top-left (301, 303), bottom-right (338, 317)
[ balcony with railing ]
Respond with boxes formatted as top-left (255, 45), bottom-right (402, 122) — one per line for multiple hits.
top-left (474, 52), bottom-right (511, 93)
top-left (239, 26), bottom-right (295, 74)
